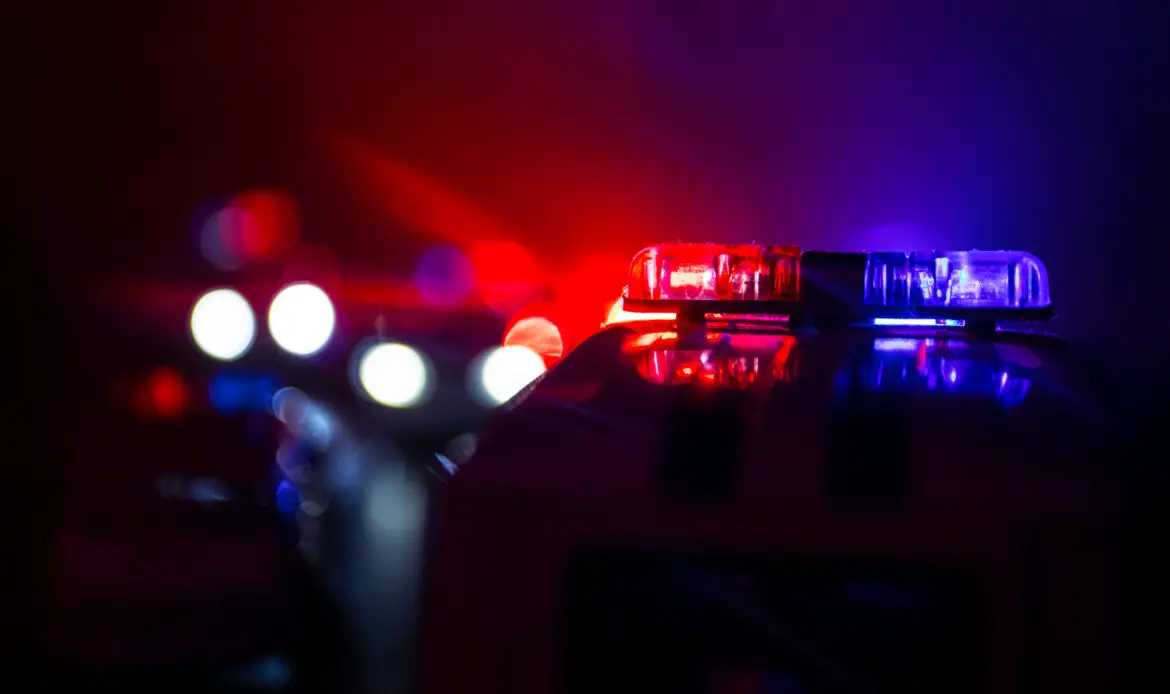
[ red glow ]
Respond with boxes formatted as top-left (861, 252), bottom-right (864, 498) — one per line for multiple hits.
top-left (605, 297), bottom-right (676, 326)
top-left (138, 367), bottom-right (188, 419)
top-left (543, 253), bottom-right (637, 350)
top-left (281, 244), bottom-right (342, 295)
top-left (470, 241), bottom-right (542, 314)
top-left (232, 190), bottom-right (299, 260)
top-left (624, 331), bottom-right (679, 350)
top-left (636, 336), bottom-right (797, 387)
top-left (330, 136), bottom-right (519, 247)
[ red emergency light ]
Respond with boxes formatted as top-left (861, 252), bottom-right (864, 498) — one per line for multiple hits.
top-left (627, 243), bottom-right (802, 302)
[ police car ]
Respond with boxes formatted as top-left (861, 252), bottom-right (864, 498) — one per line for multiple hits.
top-left (417, 244), bottom-right (1121, 693)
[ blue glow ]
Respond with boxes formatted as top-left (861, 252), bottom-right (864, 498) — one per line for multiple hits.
top-left (275, 479), bottom-right (301, 517)
top-left (210, 372), bottom-right (281, 414)
top-left (873, 318), bottom-right (965, 327)
top-left (852, 339), bottom-right (1031, 406)
top-left (221, 656), bottom-right (292, 689)
top-left (416, 244), bottom-right (475, 307)
top-left (189, 478), bottom-right (231, 503)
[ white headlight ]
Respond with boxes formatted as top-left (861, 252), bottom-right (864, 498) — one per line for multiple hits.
top-left (357, 342), bottom-right (433, 408)
top-left (268, 282), bottom-right (336, 356)
top-left (190, 288), bottom-right (256, 361)
top-left (472, 345), bottom-right (546, 406)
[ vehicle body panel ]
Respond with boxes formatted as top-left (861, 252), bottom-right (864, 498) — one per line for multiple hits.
top-left (419, 322), bottom-right (1118, 693)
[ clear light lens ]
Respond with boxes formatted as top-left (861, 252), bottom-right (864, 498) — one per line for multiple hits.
top-left (357, 342), bottom-right (433, 408)
top-left (626, 243), bottom-right (801, 301)
top-left (190, 288), bottom-right (256, 361)
top-left (865, 250), bottom-right (1050, 309)
top-left (269, 282), bottom-right (336, 356)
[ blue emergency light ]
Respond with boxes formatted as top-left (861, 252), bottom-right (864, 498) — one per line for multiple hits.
top-left (617, 243), bottom-right (1053, 328)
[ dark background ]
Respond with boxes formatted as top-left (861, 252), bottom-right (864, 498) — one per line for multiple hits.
top-left (10, 0), bottom-right (1170, 669)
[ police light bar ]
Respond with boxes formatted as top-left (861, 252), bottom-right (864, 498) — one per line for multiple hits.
top-left (619, 243), bottom-right (1054, 325)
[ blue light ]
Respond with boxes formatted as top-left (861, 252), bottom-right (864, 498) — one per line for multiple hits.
top-left (873, 318), bottom-right (965, 327)
top-left (865, 250), bottom-right (1051, 309)
top-left (275, 479), bottom-right (300, 517)
top-left (210, 372), bottom-right (281, 414)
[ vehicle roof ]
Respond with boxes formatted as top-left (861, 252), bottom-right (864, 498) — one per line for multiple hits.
top-left (454, 321), bottom-right (1117, 520)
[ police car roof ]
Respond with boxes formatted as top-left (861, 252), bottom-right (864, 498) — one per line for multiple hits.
top-left (454, 320), bottom-right (1116, 520)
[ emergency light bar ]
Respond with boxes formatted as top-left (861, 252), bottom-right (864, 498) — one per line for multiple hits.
top-left (620, 243), bottom-right (1054, 326)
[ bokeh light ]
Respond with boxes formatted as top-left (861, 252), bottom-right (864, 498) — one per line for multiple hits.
top-left (357, 342), bottom-right (433, 408)
top-left (504, 316), bottom-right (564, 360)
top-left (210, 372), bottom-right (281, 415)
top-left (271, 387), bottom-right (335, 448)
top-left (445, 432), bottom-right (477, 465)
top-left (415, 244), bottom-right (476, 307)
top-left (471, 345), bottom-right (547, 406)
top-left (135, 367), bottom-right (188, 419)
top-left (268, 283), bottom-right (336, 356)
top-left (190, 288), bottom-right (256, 361)
top-left (198, 191), bottom-right (300, 271)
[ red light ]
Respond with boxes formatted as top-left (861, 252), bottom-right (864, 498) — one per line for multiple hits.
top-left (136, 367), bottom-right (188, 419)
top-left (233, 190), bottom-right (300, 261)
top-left (470, 241), bottom-right (541, 314)
top-left (626, 243), bottom-right (801, 302)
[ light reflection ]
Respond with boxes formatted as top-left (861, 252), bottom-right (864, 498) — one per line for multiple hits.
top-left (637, 336), bottom-right (797, 388)
top-left (855, 339), bottom-right (1032, 406)
top-left (605, 297), bottom-right (676, 326)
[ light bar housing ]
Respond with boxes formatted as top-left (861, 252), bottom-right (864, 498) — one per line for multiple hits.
top-left (620, 243), bottom-right (1054, 325)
